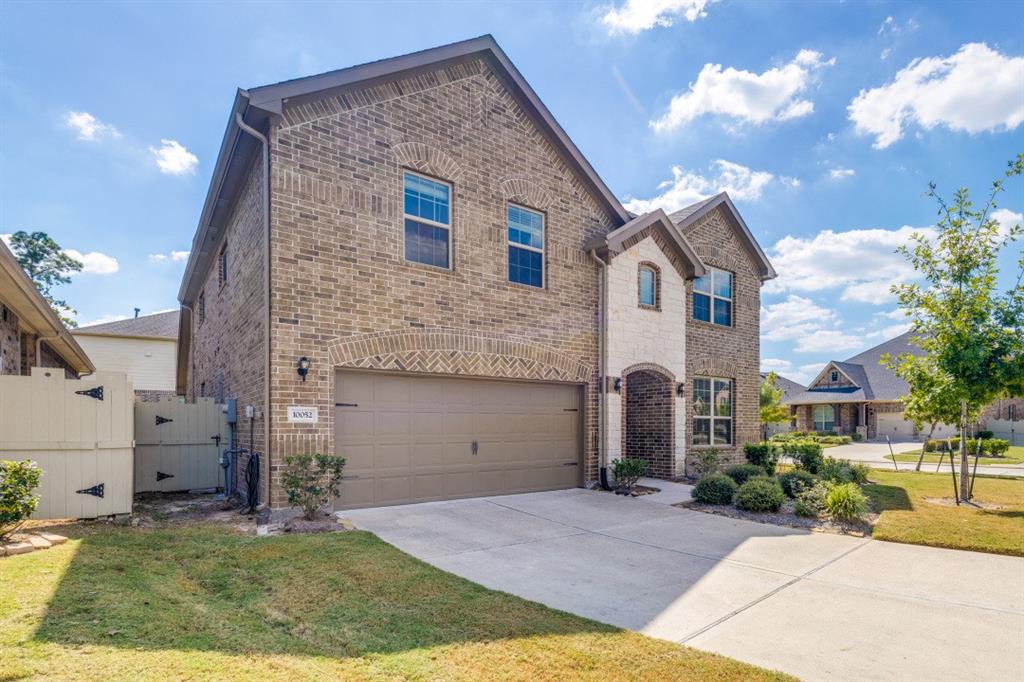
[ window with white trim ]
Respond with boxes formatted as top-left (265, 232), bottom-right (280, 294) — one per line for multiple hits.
top-left (403, 171), bottom-right (451, 269)
top-left (507, 204), bottom-right (544, 288)
top-left (693, 267), bottom-right (733, 326)
top-left (638, 264), bottom-right (658, 308)
top-left (813, 404), bottom-right (835, 432)
top-left (830, 370), bottom-right (839, 382)
top-left (693, 377), bottom-right (732, 445)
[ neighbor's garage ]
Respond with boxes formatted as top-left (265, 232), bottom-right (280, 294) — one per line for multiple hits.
top-left (876, 411), bottom-right (916, 440)
top-left (334, 370), bottom-right (582, 509)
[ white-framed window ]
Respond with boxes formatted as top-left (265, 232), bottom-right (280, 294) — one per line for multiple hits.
top-left (693, 267), bottom-right (733, 326)
top-left (830, 370), bottom-right (839, 382)
top-left (507, 203), bottom-right (544, 288)
top-left (403, 170), bottom-right (452, 269)
top-left (693, 376), bottom-right (732, 445)
top-left (813, 404), bottom-right (835, 432)
top-left (638, 263), bottom-right (658, 308)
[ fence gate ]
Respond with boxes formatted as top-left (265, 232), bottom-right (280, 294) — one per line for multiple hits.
top-left (0, 368), bottom-right (134, 519)
top-left (134, 397), bottom-right (226, 493)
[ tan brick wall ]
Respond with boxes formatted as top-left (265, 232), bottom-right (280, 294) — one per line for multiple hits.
top-left (265, 58), bottom-right (614, 507)
top-left (681, 207), bottom-right (762, 469)
top-left (0, 303), bottom-right (19, 375)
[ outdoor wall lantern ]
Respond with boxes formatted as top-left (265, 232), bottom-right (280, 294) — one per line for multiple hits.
top-left (676, 382), bottom-right (686, 397)
top-left (613, 377), bottom-right (622, 393)
top-left (297, 357), bottom-right (310, 382)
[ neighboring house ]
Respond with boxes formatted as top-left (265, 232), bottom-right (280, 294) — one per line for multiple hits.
top-left (177, 35), bottom-right (774, 510)
top-left (0, 240), bottom-right (93, 379)
top-left (760, 371), bottom-right (805, 436)
top-left (73, 311), bottom-right (179, 401)
top-left (782, 331), bottom-right (960, 441)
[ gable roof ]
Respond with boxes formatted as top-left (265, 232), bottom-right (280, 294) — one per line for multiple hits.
top-left (586, 209), bottom-right (706, 278)
top-left (761, 372), bottom-right (806, 402)
top-left (179, 35), bottom-right (631, 305)
top-left (74, 310), bottom-right (179, 340)
top-left (0, 241), bottom-right (93, 375)
top-left (669, 193), bottom-right (777, 281)
top-left (783, 331), bottom-right (919, 405)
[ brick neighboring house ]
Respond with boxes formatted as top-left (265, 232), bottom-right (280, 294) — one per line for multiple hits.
top-left (73, 311), bottom-right (179, 402)
top-left (0, 240), bottom-right (93, 379)
top-left (177, 36), bottom-right (775, 510)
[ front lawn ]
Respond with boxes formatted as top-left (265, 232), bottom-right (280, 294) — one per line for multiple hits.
top-left (864, 470), bottom-right (1024, 556)
top-left (892, 444), bottom-right (1024, 466)
top-left (0, 524), bottom-right (791, 681)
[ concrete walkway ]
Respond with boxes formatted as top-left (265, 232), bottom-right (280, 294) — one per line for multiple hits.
top-left (341, 488), bottom-right (1024, 682)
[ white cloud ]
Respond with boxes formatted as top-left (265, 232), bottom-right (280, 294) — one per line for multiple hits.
top-left (765, 225), bottom-right (935, 305)
top-left (65, 111), bottom-right (121, 141)
top-left (848, 43), bottom-right (1024, 149)
top-left (622, 159), bottom-right (790, 214)
top-left (761, 358), bottom-right (793, 373)
top-left (600, 0), bottom-right (716, 35)
top-left (64, 248), bottom-right (119, 275)
top-left (992, 208), bottom-right (1022, 239)
top-left (761, 295), bottom-right (840, 342)
top-left (795, 329), bottom-right (865, 354)
top-left (651, 49), bottom-right (834, 132)
top-left (828, 167), bottom-right (856, 180)
top-left (150, 139), bottom-right (198, 175)
top-left (149, 250), bottom-right (190, 263)
top-left (78, 313), bottom-right (130, 327)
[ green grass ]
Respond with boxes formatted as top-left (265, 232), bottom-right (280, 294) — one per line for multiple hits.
top-left (0, 524), bottom-right (792, 682)
top-left (892, 445), bottom-right (1024, 466)
top-left (864, 470), bottom-right (1024, 556)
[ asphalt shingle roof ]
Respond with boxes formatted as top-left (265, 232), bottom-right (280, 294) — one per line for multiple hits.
top-left (761, 372), bottom-right (806, 401)
top-left (74, 310), bottom-right (179, 339)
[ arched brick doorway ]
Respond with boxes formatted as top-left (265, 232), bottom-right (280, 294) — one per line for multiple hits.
top-left (623, 366), bottom-right (675, 478)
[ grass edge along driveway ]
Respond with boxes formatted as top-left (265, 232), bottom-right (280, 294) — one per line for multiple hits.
top-left (0, 524), bottom-right (793, 682)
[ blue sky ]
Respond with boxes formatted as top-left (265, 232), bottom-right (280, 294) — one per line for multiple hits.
top-left (1, 0), bottom-right (1021, 384)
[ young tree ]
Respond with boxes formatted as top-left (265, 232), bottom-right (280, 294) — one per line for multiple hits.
top-left (760, 372), bottom-right (791, 442)
top-left (882, 352), bottom-right (963, 471)
top-left (6, 231), bottom-right (82, 326)
top-left (889, 154), bottom-right (1024, 499)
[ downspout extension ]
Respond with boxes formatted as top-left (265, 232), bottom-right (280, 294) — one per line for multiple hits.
top-left (235, 109), bottom-right (272, 510)
top-left (588, 248), bottom-right (612, 491)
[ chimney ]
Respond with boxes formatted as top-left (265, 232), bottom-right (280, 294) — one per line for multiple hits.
top-left (134, 307), bottom-right (140, 319)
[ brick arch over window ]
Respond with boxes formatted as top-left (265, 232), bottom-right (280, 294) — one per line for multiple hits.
top-left (622, 362), bottom-right (675, 383)
top-left (621, 364), bottom-right (675, 478)
top-left (499, 177), bottom-right (554, 211)
top-left (637, 261), bottom-right (661, 309)
top-left (391, 141), bottom-right (464, 182)
top-left (327, 329), bottom-right (590, 383)
top-left (688, 357), bottom-right (734, 380)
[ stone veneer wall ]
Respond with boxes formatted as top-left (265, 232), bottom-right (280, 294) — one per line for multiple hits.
top-left (0, 303), bottom-right (20, 375)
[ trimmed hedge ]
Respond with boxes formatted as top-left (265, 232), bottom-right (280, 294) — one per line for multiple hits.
top-left (924, 438), bottom-right (1010, 456)
top-left (725, 463), bottom-right (768, 485)
top-left (734, 476), bottom-right (785, 513)
top-left (778, 469), bottom-right (817, 498)
top-left (692, 473), bottom-right (737, 505)
top-left (743, 443), bottom-right (779, 476)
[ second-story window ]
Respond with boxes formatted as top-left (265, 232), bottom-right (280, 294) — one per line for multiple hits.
top-left (693, 267), bottom-right (733, 326)
top-left (638, 264), bottom-right (658, 308)
top-left (403, 171), bottom-right (451, 269)
top-left (508, 204), bottom-right (544, 288)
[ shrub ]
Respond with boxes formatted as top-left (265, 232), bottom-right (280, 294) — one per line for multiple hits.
top-left (794, 481), bottom-right (830, 518)
top-left (977, 430), bottom-right (994, 440)
top-left (825, 482), bottom-right (868, 521)
top-left (282, 453), bottom-right (346, 520)
top-left (1, 459), bottom-right (42, 540)
top-left (792, 441), bottom-right (824, 473)
top-left (612, 457), bottom-right (647, 491)
top-left (851, 432), bottom-right (863, 442)
top-left (734, 476), bottom-right (785, 513)
top-left (725, 463), bottom-right (768, 485)
top-left (819, 435), bottom-right (852, 445)
top-left (984, 439), bottom-right (1010, 457)
top-left (692, 447), bottom-right (721, 478)
top-left (778, 469), bottom-right (817, 498)
top-left (692, 473), bottom-right (737, 505)
top-left (743, 443), bottom-right (779, 476)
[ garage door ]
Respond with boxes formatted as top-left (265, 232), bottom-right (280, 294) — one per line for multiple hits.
top-left (334, 371), bottom-right (582, 509)
top-left (876, 411), bottom-right (916, 440)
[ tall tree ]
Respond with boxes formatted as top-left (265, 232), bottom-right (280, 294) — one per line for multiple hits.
top-left (883, 352), bottom-right (963, 471)
top-left (890, 154), bottom-right (1024, 499)
top-left (760, 372), bottom-right (791, 442)
top-left (7, 231), bottom-right (82, 327)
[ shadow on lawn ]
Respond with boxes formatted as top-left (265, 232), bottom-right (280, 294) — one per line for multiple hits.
top-left (863, 483), bottom-right (914, 512)
top-left (31, 524), bottom-right (611, 659)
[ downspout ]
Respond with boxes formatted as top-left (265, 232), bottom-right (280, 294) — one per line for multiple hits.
top-left (34, 333), bottom-right (57, 370)
top-left (235, 109), bottom-right (272, 510)
top-left (588, 247), bottom-right (613, 490)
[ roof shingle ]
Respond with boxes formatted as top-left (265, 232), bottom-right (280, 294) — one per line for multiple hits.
top-left (74, 310), bottom-right (179, 339)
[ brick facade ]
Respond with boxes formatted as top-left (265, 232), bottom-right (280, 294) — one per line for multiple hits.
top-left (1, 304), bottom-right (19, 375)
top-left (622, 369), bottom-right (675, 478)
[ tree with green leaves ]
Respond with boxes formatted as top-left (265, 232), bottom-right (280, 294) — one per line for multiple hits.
top-left (6, 231), bottom-right (82, 327)
top-left (760, 372), bottom-right (791, 442)
top-left (889, 154), bottom-right (1023, 499)
top-left (883, 352), bottom-right (963, 471)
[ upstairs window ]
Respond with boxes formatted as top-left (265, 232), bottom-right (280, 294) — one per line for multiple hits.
top-left (830, 370), bottom-right (839, 383)
top-left (403, 171), bottom-right (451, 269)
top-left (693, 377), bottom-right (733, 446)
top-left (508, 204), bottom-right (544, 288)
top-left (638, 264), bottom-right (659, 308)
top-left (693, 267), bottom-right (733, 326)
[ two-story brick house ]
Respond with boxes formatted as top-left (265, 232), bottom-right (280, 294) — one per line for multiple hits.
top-left (177, 36), bottom-right (775, 510)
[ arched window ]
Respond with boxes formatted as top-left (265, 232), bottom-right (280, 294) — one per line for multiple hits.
top-left (813, 404), bottom-right (835, 432)
top-left (638, 263), bottom-right (659, 309)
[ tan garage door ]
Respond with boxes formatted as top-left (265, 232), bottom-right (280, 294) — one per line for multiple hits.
top-left (334, 371), bottom-right (582, 509)
top-left (876, 411), bottom-right (916, 440)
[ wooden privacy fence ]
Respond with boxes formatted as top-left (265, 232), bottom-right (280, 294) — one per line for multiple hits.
top-left (0, 368), bottom-right (134, 519)
top-left (134, 397), bottom-right (227, 493)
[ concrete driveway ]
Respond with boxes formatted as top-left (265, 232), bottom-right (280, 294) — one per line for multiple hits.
top-left (342, 486), bottom-right (1024, 681)
top-left (827, 441), bottom-right (1024, 477)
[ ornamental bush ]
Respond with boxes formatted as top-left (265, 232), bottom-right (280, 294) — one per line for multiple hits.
top-left (612, 457), bottom-right (647, 491)
top-left (792, 441), bottom-right (824, 473)
top-left (984, 439), bottom-right (1010, 457)
top-left (824, 482), bottom-right (868, 521)
top-left (1, 459), bottom-right (42, 540)
top-left (692, 473), bottom-right (737, 505)
top-left (778, 469), bottom-right (817, 498)
top-left (282, 453), bottom-right (346, 520)
top-left (725, 463), bottom-right (768, 485)
top-left (794, 481), bottom-right (830, 518)
top-left (691, 447), bottom-right (722, 478)
top-left (819, 457), bottom-right (869, 484)
top-left (743, 443), bottom-right (779, 476)
top-left (734, 476), bottom-right (785, 513)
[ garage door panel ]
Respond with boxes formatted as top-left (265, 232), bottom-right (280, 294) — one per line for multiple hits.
top-left (334, 371), bottom-right (582, 509)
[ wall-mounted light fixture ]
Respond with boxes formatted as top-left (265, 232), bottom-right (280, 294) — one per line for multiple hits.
top-left (297, 356), bottom-right (310, 382)
top-left (613, 377), bottom-right (622, 393)
top-left (676, 382), bottom-right (686, 397)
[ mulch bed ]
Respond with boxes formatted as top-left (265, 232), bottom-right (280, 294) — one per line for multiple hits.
top-left (605, 484), bottom-right (661, 497)
top-left (680, 498), bottom-right (875, 536)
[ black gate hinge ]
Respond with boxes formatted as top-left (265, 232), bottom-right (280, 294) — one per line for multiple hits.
top-left (76, 483), bottom-right (105, 498)
top-left (75, 386), bottom-right (104, 401)
top-left (156, 471), bottom-right (174, 482)
top-left (155, 415), bottom-right (173, 425)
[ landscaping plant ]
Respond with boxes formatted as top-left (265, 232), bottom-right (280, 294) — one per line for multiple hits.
top-left (691, 447), bottom-right (721, 478)
top-left (725, 463), bottom-right (768, 486)
top-left (743, 442), bottom-right (779, 476)
top-left (819, 457), bottom-right (870, 485)
top-left (778, 469), bottom-right (817, 498)
top-left (792, 441), bottom-right (824, 473)
top-left (760, 372), bottom-right (791, 441)
top-left (734, 477), bottom-right (785, 513)
top-left (612, 457), bottom-right (647, 492)
top-left (793, 481), bottom-right (831, 518)
top-left (0, 459), bottom-right (41, 539)
top-left (691, 473), bottom-right (737, 505)
top-left (824, 482), bottom-right (869, 521)
top-left (282, 453), bottom-right (346, 520)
